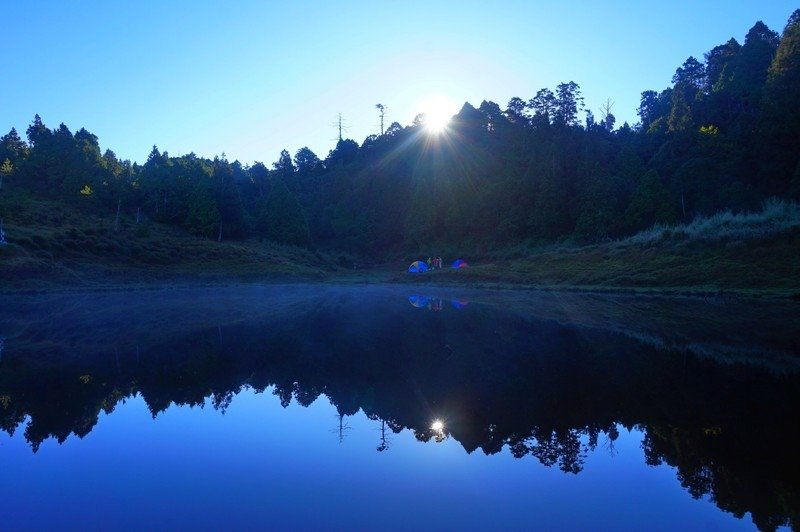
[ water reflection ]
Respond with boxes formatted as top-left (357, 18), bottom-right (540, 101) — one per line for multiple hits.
top-left (408, 295), bottom-right (469, 311)
top-left (0, 285), bottom-right (798, 530)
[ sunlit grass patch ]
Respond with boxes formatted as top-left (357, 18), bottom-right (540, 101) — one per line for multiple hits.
top-left (621, 199), bottom-right (800, 246)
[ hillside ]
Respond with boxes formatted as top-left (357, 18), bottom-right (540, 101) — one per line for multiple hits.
top-left (0, 195), bottom-right (336, 292)
top-left (392, 201), bottom-right (800, 297)
top-left (3, 193), bottom-right (797, 297)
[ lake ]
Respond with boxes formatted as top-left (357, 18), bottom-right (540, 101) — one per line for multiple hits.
top-left (0, 284), bottom-right (798, 531)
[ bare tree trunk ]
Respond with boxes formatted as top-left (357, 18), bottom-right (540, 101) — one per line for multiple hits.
top-left (681, 190), bottom-right (686, 219)
top-left (217, 221), bottom-right (223, 242)
top-left (114, 199), bottom-right (121, 232)
top-left (136, 207), bottom-right (141, 224)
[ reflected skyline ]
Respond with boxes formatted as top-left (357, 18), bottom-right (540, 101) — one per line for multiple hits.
top-left (408, 295), bottom-right (470, 311)
top-left (0, 285), bottom-right (798, 530)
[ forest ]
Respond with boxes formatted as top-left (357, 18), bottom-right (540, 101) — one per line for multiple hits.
top-left (1, 11), bottom-right (798, 259)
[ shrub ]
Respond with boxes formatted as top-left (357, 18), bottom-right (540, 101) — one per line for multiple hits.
top-left (621, 199), bottom-right (800, 246)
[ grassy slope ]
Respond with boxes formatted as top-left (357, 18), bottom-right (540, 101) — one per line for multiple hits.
top-left (390, 201), bottom-right (800, 297)
top-left (0, 197), bottom-right (337, 292)
top-left (388, 230), bottom-right (800, 297)
top-left (1, 196), bottom-right (798, 297)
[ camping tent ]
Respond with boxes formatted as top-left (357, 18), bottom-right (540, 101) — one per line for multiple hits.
top-left (451, 259), bottom-right (468, 268)
top-left (451, 299), bottom-right (469, 309)
top-left (408, 260), bottom-right (429, 273)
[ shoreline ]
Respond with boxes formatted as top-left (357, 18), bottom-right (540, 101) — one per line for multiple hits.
top-left (2, 267), bottom-right (797, 301)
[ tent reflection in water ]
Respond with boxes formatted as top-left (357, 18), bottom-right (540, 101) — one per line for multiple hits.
top-left (451, 259), bottom-right (468, 268)
top-left (408, 260), bottom-right (429, 273)
top-left (408, 295), bottom-right (430, 308)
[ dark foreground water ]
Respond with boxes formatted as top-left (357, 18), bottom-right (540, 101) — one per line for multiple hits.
top-left (0, 284), bottom-right (798, 531)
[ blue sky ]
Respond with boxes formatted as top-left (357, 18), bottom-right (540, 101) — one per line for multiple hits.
top-left (2, 1), bottom-right (797, 166)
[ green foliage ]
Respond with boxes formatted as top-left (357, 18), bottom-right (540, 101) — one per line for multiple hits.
top-left (260, 178), bottom-right (311, 247)
top-left (212, 158), bottom-right (246, 240)
top-left (575, 175), bottom-right (625, 241)
top-left (672, 56), bottom-right (706, 89)
top-left (760, 10), bottom-right (800, 191)
top-left (0, 128), bottom-right (28, 166)
top-left (0, 158), bottom-right (12, 189)
top-left (185, 181), bottom-right (220, 238)
top-left (625, 170), bottom-right (676, 232)
top-left (705, 39), bottom-right (741, 92)
top-left (668, 89), bottom-right (694, 132)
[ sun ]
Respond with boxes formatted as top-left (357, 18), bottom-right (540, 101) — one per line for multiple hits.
top-left (425, 109), bottom-right (451, 133)
top-left (418, 94), bottom-right (456, 134)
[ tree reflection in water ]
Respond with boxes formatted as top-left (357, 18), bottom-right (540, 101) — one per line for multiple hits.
top-left (0, 285), bottom-right (798, 530)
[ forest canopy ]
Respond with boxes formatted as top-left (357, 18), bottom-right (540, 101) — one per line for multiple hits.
top-left (2, 11), bottom-right (799, 256)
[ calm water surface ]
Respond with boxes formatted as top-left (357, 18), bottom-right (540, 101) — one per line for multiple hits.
top-left (0, 284), bottom-right (797, 531)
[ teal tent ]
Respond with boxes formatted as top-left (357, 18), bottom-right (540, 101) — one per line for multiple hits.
top-left (408, 261), bottom-right (429, 273)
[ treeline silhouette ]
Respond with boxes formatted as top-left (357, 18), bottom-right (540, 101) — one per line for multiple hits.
top-left (0, 287), bottom-right (798, 530)
top-left (1, 12), bottom-right (798, 256)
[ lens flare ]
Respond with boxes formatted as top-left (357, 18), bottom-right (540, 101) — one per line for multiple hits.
top-left (417, 94), bottom-right (456, 134)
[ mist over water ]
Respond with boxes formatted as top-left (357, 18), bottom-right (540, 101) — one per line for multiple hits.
top-left (0, 285), bottom-right (797, 530)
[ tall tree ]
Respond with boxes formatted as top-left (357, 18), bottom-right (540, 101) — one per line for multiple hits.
top-left (272, 149), bottom-right (295, 178)
top-left (212, 157), bottom-right (246, 240)
top-left (505, 97), bottom-right (528, 124)
top-left (528, 88), bottom-right (556, 126)
top-left (293, 147), bottom-right (321, 174)
top-left (726, 21), bottom-right (779, 116)
top-left (672, 56), bottom-right (706, 91)
top-left (760, 10), bottom-right (800, 193)
top-left (553, 82), bottom-right (584, 126)
top-left (0, 128), bottom-right (29, 166)
top-left (705, 39), bottom-right (741, 92)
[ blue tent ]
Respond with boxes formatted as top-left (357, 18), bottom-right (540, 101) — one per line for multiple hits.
top-left (451, 259), bottom-right (468, 268)
top-left (408, 260), bottom-right (429, 273)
